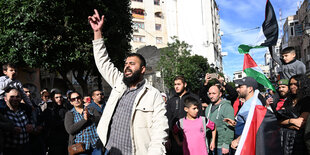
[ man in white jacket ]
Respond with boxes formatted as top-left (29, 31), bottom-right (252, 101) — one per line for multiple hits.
top-left (88, 9), bottom-right (168, 155)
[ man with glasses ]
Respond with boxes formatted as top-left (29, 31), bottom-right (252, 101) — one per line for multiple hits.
top-left (89, 9), bottom-right (168, 154)
top-left (88, 89), bottom-right (105, 114)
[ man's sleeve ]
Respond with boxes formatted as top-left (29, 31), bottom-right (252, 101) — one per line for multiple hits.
top-left (165, 99), bottom-right (173, 129)
top-left (93, 38), bottom-right (123, 87)
top-left (222, 104), bottom-right (235, 149)
top-left (225, 84), bottom-right (238, 104)
top-left (148, 91), bottom-right (169, 155)
top-left (0, 114), bottom-right (14, 131)
top-left (199, 85), bottom-right (211, 104)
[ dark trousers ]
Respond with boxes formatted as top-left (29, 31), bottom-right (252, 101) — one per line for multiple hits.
top-left (3, 143), bottom-right (31, 155)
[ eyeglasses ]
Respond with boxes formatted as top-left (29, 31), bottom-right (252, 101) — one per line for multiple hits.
top-left (24, 91), bottom-right (30, 93)
top-left (43, 95), bottom-right (50, 98)
top-left (71, 96), bottom-right (81, 101)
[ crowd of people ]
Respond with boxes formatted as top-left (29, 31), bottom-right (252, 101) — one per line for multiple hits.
top-left (1, 9), bottom-right (310, 155)
top-left (0, 64), bottom-right (106, 155)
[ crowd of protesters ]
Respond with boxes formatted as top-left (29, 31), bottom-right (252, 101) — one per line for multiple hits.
top-left (1, 9), bottom-right (310, 155)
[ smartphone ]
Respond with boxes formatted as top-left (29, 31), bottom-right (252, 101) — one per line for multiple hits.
top-left (209, 73), bottom-right (218, 79)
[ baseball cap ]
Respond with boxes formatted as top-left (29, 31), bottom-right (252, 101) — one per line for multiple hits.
top-left (235, 77), bottom-right (258, 90)
top-left (277, 79), bottom-right (289, 86)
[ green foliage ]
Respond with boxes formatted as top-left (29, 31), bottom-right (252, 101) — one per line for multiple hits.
top-left (0, 0), bottom-right (131, 69)
top-left (0, 0), bottom-right (132, 93)
top-left (158, 37), bottom-right (214, 92)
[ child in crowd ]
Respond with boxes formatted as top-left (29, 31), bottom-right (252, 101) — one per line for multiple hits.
top-left (273, 46), bottom-right (306, 79)
top-left (173, 96), bottom-right (216, 155)
top-left (0, 63), bottom-right (32, 107)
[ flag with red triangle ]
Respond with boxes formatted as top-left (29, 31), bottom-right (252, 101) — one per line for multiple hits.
top-left (243, 54), bottom-right (275, 91)
top-left (236, 91), bottom-right (281, 155)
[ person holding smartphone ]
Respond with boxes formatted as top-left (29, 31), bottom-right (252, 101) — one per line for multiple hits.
top-left (64, 91), bottom-right (102, 155)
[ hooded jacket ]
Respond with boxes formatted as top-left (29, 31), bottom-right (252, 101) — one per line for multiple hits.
top-left (205, 99), bottom-right (234, 149)
top-left (166, 90), bottom-right (202, 129)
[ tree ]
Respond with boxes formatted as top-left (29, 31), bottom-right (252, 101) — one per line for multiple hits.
top-left (0, 0), bottom-right (132, 95)
top-left (158, 37), bottom-right (215, 93)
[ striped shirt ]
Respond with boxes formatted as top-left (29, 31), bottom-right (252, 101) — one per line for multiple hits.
top-left (106, 80), bottom-right (145, 155)
top-left (72, 108), bottom-right (99, 150)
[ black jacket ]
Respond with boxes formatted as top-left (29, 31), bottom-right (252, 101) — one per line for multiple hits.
top-left (165, 90), bottom-right (202, 129)
top-left (44, 102), bottom-right (68, 146)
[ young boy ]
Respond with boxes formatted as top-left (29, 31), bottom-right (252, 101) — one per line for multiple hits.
top-left (173, 96), bottom-right (216, 155)
top-left (0, 63), bottom-right (32, 107)
top-left (273, 46), bottom-right (306, 79)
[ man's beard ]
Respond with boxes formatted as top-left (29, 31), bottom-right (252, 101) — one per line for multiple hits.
top-left (176, 87), bottom-right (185, 96)
top-left (123, 68), bottom-right (142, 87)
top-left (279, 91), bottom-right (288, 98)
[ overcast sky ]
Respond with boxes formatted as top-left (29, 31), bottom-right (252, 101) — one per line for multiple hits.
top-left (218, 0), bottom-right (303, 80)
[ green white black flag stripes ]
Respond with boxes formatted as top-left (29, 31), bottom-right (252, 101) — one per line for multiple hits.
top-left (238, 0), bottom-right (278, 54)
top-left (243, 54), bottom-right (276, 91)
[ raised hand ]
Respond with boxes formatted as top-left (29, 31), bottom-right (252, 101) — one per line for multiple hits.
top-left (204, 73), bottom-right (210, 85)
top-left (88, 9), bottom-right (104, 32)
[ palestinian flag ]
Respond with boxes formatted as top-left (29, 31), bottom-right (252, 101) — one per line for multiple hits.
top-left (236, 90), bottom-right (281, 155)
top-left (238, 0), bottom-right (278, 54)
top-left (243, 53), bottom-right (275, 91)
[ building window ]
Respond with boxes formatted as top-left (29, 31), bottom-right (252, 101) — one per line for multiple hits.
top-left (154, 0), bottom-right (160, 5)
top-left (132, 0), bottom-right (143, 2)
top-left (132, 8), bottom-right (145, 19)
top-left (290, 26), bottom-right (294, 36)
top-left (156, 37), bottom-right (163, 44)
top-left (133, 21), bottom-right (144, 29)
top-left (155, 24), bottom-right (161, 31)
top-left (132, 9), bottom-right (144, 15)
top-left (155, 12), bottom-right (163, 18)
top-left (133, 35), bottom-right (145, 42)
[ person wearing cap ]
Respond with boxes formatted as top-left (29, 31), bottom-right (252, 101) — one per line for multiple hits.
top-left (266, 79), bottom-right (290, 112)
top-left (271, 46), bottom-right (306, 79)
top-left (230, 77), bottom-right (262, 149)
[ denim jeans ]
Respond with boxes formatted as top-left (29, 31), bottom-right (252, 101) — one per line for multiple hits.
top-left (78, 147), bottom-right (102, 155)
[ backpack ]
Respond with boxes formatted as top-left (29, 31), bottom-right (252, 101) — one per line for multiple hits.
top-left (179, 116), bottom-right (209, 150)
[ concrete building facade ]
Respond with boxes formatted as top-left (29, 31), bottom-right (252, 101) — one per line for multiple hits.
top-left (165, 0), bottom-right (223, 72)
top-left (130, 0), bottom-right (223, 72)
top-left (297, 0), bottom-right (310, 74)
top-left (131, 0), bottom-right (168, 51)
top-left (282, 15), bottom-right (303, 60)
